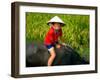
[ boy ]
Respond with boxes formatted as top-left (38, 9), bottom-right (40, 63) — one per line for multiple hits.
top-left (44, 16), bottom-right (66, 66)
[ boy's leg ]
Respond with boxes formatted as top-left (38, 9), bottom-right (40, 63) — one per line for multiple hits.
top-left (48, 47), bottom-right (56, 66)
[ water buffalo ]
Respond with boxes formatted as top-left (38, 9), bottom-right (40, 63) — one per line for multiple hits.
top-left (26, 42), bottom-right (89, 67)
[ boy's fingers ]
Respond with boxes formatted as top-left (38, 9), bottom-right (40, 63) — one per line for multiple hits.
top-left (56, 44), bottom-right (61, 48)
top-left (62, 43), bottom-right (66, 46)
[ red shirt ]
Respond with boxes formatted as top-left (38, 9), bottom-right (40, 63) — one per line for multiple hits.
top-left (44, 26), bottom-right (62, 45)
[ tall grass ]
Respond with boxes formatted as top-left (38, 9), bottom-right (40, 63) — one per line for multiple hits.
top-left (26, 12), bottom-right (90, 62)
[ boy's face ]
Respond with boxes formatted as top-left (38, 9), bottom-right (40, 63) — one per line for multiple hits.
top-left (53, 23), bottom-right (61, 30)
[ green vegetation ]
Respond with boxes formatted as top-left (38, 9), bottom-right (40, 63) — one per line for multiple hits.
top-left (26, 12), bottom-right (90, 62)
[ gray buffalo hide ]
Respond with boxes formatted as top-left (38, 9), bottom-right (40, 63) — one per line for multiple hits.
top-left (26, 42), bottom-right (89, 67)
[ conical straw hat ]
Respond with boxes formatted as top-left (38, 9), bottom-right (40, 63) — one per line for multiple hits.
top-left (47, 16), bottom-right (65, 26)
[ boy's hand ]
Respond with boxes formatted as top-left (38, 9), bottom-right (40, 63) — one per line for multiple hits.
top-left (56, 44), bottom-right (61, 49)
top-left (62, 43), bottom-right (66, 46)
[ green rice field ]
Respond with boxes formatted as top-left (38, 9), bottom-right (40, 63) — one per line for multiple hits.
top-left (26, 12), bottom-right (90, 62)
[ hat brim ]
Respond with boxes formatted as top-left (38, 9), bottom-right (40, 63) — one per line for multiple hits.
top-left (47, 22), bottom-right (65, 27)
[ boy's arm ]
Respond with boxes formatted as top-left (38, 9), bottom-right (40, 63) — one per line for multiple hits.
top-left (58, 36), bottom-right (64, 44)
top-left (56, 29), bottom-right (66, 46)
top-left (59, 29), bottom-right (65, 44)
top-left (59, 37), bottom-right (66, 46)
